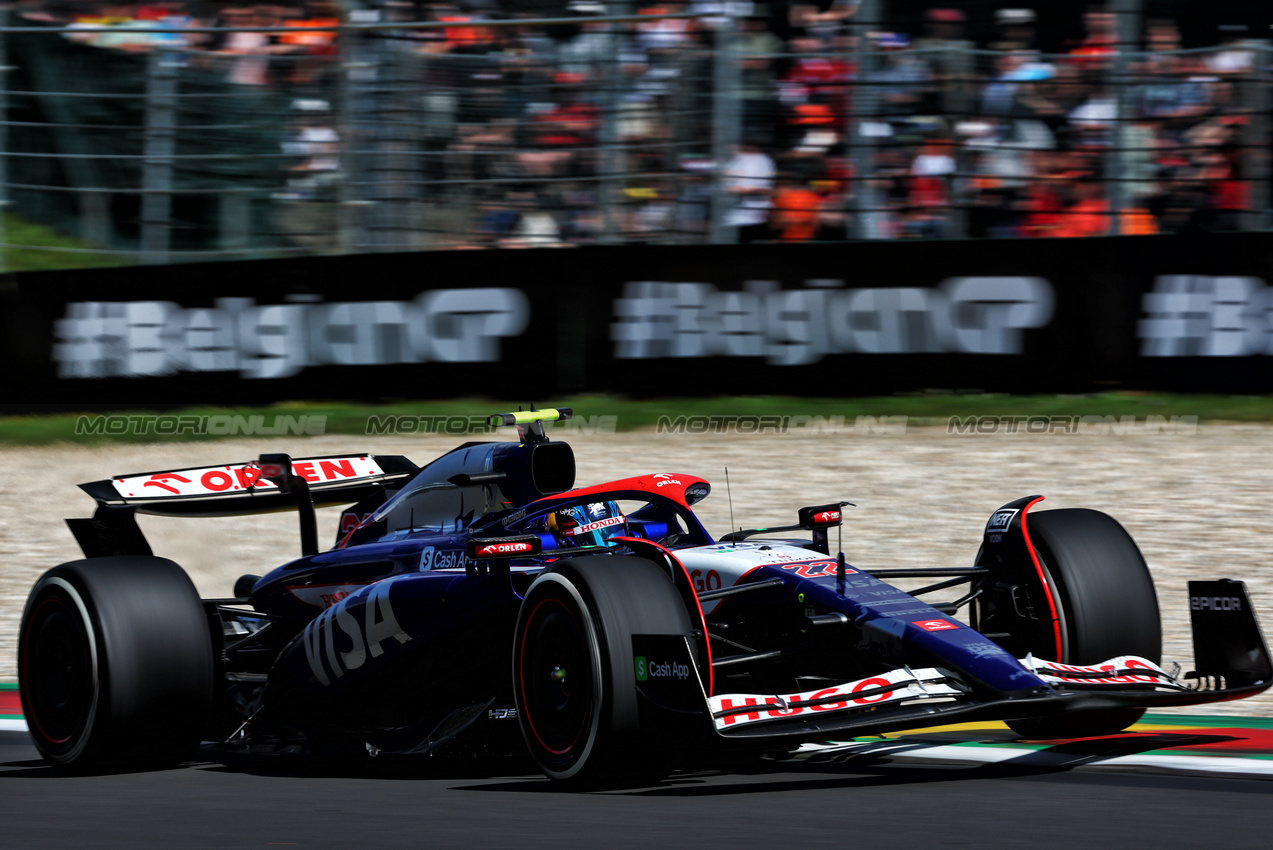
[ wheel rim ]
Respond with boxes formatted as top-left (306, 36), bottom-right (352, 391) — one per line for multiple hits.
top-left (973, 548), bottom-right (1069, 664)
top-left (22, 590), bottom-right (95, 751)
top-left (518, 596), bottom-right (594, 762)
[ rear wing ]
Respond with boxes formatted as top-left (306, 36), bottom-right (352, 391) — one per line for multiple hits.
top-left (78, 453), bottom-right (418, 517)
top-left (69, 453), bottom-right (419, 560)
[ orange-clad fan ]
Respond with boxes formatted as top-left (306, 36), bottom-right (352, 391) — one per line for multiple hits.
top-left (771, 178), bottom-right (822, 241)
top-left (280, 6), bottom-right (340, 57)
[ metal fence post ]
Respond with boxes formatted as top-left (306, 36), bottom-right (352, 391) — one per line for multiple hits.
top-left (0, 6), bottom-right (8, 272)
top-left (219, 193), bottom-right (250, 255)
top-left (339, 20), bottom-right (372, 253)
top-left (849, 0), bottom-right (880, 239)
top-left (946, 42), bottom-right (972, 239)
top-left (709, 9), bottom-right (742, 244)
top-left (1109, 0), bottom-right (1143, 235)
top-left (1242, 42), bottom-right (1271, 232)
top-left (140, 47), bottom-right (178, 264)
top-left (598, 18), bottom-right (623, 244)
top-left (374, 47), bottom-right (409, 250)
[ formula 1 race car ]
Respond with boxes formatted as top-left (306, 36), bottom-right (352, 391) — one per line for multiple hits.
top-left (19, 408), bottom-right (1273, 784)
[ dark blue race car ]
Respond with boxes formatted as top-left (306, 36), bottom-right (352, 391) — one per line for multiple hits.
top-left (19, 408), bottom-right (1272, 785)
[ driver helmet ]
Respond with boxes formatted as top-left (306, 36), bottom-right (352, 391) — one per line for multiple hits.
top-left (547, 501), bottom-right (627, 548)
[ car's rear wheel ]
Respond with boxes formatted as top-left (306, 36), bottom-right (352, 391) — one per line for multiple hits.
top-left (20, 556), bottom-right (216, 771)
top-left (981, 508), bottom-right (1162, 739)
top-left (513, 555), bottom-right (694, 787)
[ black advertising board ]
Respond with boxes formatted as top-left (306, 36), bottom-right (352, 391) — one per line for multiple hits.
top-left (4, 233), bottom-right (1273, 407)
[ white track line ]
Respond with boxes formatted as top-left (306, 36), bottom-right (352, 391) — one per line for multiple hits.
top-left (793, 740), bottom-right (1273, 777)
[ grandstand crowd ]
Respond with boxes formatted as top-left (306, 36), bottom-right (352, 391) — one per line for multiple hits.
top-left (8, 1), bottom-right (1269, 245)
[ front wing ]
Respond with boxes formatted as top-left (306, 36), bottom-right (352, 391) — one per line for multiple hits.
top-left (684, 579), bottom-right (1272, 742)
top-left (704, 655), bottom-right (1249, 741)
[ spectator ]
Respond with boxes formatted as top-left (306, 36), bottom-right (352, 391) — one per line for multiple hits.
top-left (915, 8), bottom-right (973, 115)
top-left (501, 188), bottom-right (563, 247)
top-left (1070, 4), bottom-right (1118, 64)
top-left (64, 2), bottom-right (151, 51)
top-left (777, 35), bottom-right (852, 124)
top-left (26, 0), bottom-right (1269, 248)
top-left (873, 33), bottom-right (931, 120)
top-left (770, 174), bottom-right (821, 241)
top-left (722, 139), bottom-right (776, 242)
top-left (1208, 24), bottom-right (1255, 76)
top-left (910, 138), bottom-right (955, 207)
top-left (279, 98), bottom-right (340, 199)
top-left (558, 2), bottom-right (614, 78)
top-left (990, 8), bottom-right (1039, 56)
top-left (787, 0), bottom-right (858, 47)
top-left (1138, 22), bottom-right (1209, 121)
top-left (1053, 174), bottom-right (1109, 238)
top-left (279, 0), bottom-right (340, 81)
top-left (1068, 83), bottom-right (1118, 141)
top-left (739, 13), bottom-right (783, 137)
top-left (216, 5), bottom-right (302, 86)
top-left (476, 193), bottom-right (522, 245)
top-left (790, 103), bottom-right (841, 160)
top-left (982, 51), bottom-right (1033, 117)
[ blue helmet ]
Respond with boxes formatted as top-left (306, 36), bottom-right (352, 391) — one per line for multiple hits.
top-left (547, 501), bottom-right (627, 548)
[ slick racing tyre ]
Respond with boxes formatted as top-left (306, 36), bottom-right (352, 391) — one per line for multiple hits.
top-left (991, 509), bottom-right (1162, 739)
top-left (513, 555), bottom-right (694, 788)
top-left (19, 556), bottom-right (215, 771)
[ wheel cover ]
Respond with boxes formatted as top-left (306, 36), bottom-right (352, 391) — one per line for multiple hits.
top-left (518, 597), bottom-right (594, 760)
top-left (21, 580), bottom-right (99, 758)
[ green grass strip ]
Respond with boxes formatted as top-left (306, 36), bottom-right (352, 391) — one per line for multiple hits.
top-left (1141, 712), bottom-right (1273, 730)
top-left (2, 212), bottom-right (130, 272)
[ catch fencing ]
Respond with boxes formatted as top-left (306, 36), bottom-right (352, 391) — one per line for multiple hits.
top-left (0, 9), bottom-right (1271, 266)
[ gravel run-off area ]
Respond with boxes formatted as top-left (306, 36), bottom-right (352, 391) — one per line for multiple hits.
top-left (3, 425), bottom-right (1271, 717)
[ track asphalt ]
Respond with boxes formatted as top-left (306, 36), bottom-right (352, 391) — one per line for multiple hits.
top-left (8, 685), bottom-right (1272, 777)
top-left (2, 727), bottom-right (1271, 849)
top-left (3, 683), bottom-right (1272, 848)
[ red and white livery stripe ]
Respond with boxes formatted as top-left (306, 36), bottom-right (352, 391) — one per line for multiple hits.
top-left (708, 667), bottom-right (960, 731)
top-left (111, 456), bottom-right (385, 499)
top-left (1021, 655), bottom-right (1186, 689)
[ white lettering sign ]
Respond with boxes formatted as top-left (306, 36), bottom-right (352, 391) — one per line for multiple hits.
top-left (1139, 275), bottom-right (1272, 356)
top-left (611, 278), bottom-right (1054, 363)
top-left (54, 289), bottom-right (530, 379)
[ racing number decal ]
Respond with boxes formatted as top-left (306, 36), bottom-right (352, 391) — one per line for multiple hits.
top-left (790, 562), bottom-right (834, 578)
top-left (774, 560), bottom-right (852, 579)
top-left (301, 578), bottom-right (411, 687)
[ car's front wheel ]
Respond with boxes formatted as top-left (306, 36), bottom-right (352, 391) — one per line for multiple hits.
top-left (980, 508), bottom-right (1162, 739)
top-left (513, 555), bottom-right (694, 787)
